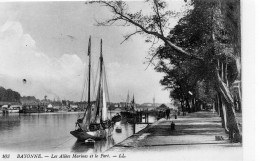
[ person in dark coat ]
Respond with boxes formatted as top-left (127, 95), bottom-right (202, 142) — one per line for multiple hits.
top-left (166, 108), bottom-right (170, 120)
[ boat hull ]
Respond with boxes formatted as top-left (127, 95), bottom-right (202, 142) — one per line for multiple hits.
top-left (19, 109), bottom-right (45, 113)
top-left (70, 127), bottom-right (113, 141)
top-left (115, 127), bottom-right (122, 133)
top-left (120, 111), bottom-right (137, 123)
top-left (46, 108), bottom-right (59, 112)
top-left (120, 111), bottom-right (135, 118)
top-left (111, 115), bottom-right (121, 122)
top-left (7, 109), bottom-right (20, 113)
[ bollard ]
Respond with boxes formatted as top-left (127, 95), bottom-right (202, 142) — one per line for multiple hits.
top-left (171, 122), bottom-right (175, 130)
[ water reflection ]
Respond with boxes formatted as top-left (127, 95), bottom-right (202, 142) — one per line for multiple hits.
top-left (72, 141), bottom-right (94, 153)
top-left (0, 113), bottom-right (21, 131)
top-left (71, 134), bottom-right (115, 153)
top-left (0, 112), bottom-right (155, 153)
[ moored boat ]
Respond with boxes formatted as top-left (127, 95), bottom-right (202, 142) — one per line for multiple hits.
top-left (19, 104), bottom-right (45, 113)
top-left (1, 105), bottom-right (22, 113)
top-left (115, 126), bottom-right (122, 133)
top-left (120, 94), bottom-right (136, 123)
top-left (8, 105), bottom-right (22, 113)
top-left (70, 37), bottom-right (114, 141)
top-left (111, 113), bottom-right (121, 122)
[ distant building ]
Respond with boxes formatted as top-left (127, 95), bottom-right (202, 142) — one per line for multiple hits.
top-left (119, 102), bottom-right (127, 108)
top-left (136, 102), bottom-right (160, 111)
top-left (142, 103), bottom-right (153, 106)
top-left (0, 101), bottom-right (21, 106)
top-left (70, 104), bottom-right (78, 110)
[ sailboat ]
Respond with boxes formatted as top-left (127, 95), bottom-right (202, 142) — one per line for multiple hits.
top-left (70, 37), bottom-right (114, 141)
top-left (120, 93), bottom-right (136, 122)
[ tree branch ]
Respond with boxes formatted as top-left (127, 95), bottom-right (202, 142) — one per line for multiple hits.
top-left (153, 0), bottom-right (164, 36)
top-left (120, 30), bottom-right (143, 44)
top-left (90, 1), bottom-right (202, 61)
top-left (145, 52), bottom-right (158, 70)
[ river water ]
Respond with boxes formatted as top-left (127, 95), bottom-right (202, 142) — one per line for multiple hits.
top-left (0, 112), bottom-right (155, 153)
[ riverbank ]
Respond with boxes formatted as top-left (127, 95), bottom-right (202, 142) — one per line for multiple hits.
top-left (107, 111), bottom-right (242, 161)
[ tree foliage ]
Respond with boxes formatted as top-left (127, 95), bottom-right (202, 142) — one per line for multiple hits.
top-left (0, 86), bottom-right (21, 102)
top-left (154, 0), bottom-right (240, 103)
top-left (90, 0), bottom-right (241, 141)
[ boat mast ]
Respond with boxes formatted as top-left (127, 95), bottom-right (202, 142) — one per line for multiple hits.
top-left (88, 36), bottom-right (91, 108)
top-left (100, 39), bottom-right (103, 77)
top-left (132, 94), bottom-right (135, 111)
top-left (82, 36), bottom-right (91, 120)
top-left (126, 90), bottom-right (130, 109)
top-left (95, 39), bottom-right (104, 121)
top-left (99, 39), bottom-right (103, 120)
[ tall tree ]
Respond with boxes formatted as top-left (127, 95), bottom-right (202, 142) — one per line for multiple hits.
top-left (90, 0), bottom-right (241, 142)
top-left (0, 86), bottom-right (21, 102)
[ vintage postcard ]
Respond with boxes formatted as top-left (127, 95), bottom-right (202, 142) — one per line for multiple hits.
top-left (0, 0), bottom-right (256, 161)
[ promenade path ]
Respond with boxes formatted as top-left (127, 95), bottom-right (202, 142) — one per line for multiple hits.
top-left (107, 111), bottom-right (242, 161)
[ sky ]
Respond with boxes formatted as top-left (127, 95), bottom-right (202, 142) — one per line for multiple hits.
top-left (0, 1), bottom-right (186, 104)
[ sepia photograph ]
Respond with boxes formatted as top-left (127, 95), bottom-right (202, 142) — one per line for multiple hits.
top-left (0, 0), bottom-right (256, 160)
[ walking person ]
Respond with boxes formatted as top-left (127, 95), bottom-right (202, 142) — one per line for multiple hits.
top-left (174, 110), bottom-right (177, 119)
top-left (166, 108), bottom-right (170, 120)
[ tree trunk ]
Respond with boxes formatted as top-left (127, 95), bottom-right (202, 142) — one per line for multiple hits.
top-left (217, 93), bottom-right (224, 126)
top-left (214, 67), bottom-right (241, 142)
top-left (221, 61), bottom-right (224, 81)
top-left (214, 95), bottom-right (219, 114)
top-left (185, 97), bottom-right (191, 113)
top-left (237, 81), bottom-right (242, 113)
top-left (237, 99), bottom-right (241, 113)
top-left (220, 95), bottom-right (229, 132)
top-left (191, 97), bottom-right (195, 112)
top-left (195, 100), bottom-right (201, 112)
top-left (225, 57), bottom-right (229, 87)
top-left (180, 100), bottom-right (185, 116)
